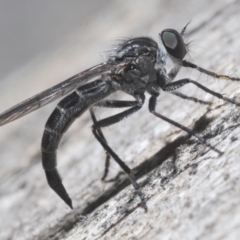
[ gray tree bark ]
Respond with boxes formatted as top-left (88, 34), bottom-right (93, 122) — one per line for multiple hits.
top-left (0, 1), bottom-right (240, 239)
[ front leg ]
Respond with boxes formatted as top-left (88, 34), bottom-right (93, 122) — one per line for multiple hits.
top-left (162, 78), bottom-right (240, 106)
top-left (182, 60), bottom-right (240, 81)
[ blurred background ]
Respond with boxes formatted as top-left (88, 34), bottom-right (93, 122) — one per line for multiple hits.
top-left (0, 0), bottom-right (238, 239)
top-left (0, 0), bottom-right (228, 85)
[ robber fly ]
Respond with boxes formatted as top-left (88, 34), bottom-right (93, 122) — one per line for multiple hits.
top-left (1, 24), bottom-right (239, 211)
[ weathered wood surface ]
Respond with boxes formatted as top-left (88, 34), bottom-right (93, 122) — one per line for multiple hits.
top-left (1, 0), bottom-right (240, 239)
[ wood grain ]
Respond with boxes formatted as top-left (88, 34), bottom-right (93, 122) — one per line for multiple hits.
top-left (0, 1), bottom-right (240, 239)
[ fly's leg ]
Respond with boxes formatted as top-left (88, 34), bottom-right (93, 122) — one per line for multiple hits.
top-left (171, 91), bottom-right (211, 105)
top-left (94, 100), bottom-right (139, 108)
top-left (162, 78), bottom-right (240, 106)
top-left (91, 96), bottom-right (148, 211)
top-left (182, 60), bottom-right (240, 81)
top-left (89, 108), bottom-right (110, 181)
top-left (90, 100), bottom-right (139, 180)
top-left (148, 96), bottom-right (222, 155)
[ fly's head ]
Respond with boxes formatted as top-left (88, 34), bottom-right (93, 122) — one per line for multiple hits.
top-left (108, 28), bottom-right (189, 96)
top-left (155, 27), bottom-right (189, 87)
top-left (160, 28), bottom-right (188, 62)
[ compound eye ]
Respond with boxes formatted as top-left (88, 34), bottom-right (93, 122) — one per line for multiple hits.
top-left (160, 29), bottom-right (187, 60)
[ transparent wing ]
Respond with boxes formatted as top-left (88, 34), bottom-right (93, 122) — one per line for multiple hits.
top-left (0, 62), bottom-right (110, 126)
